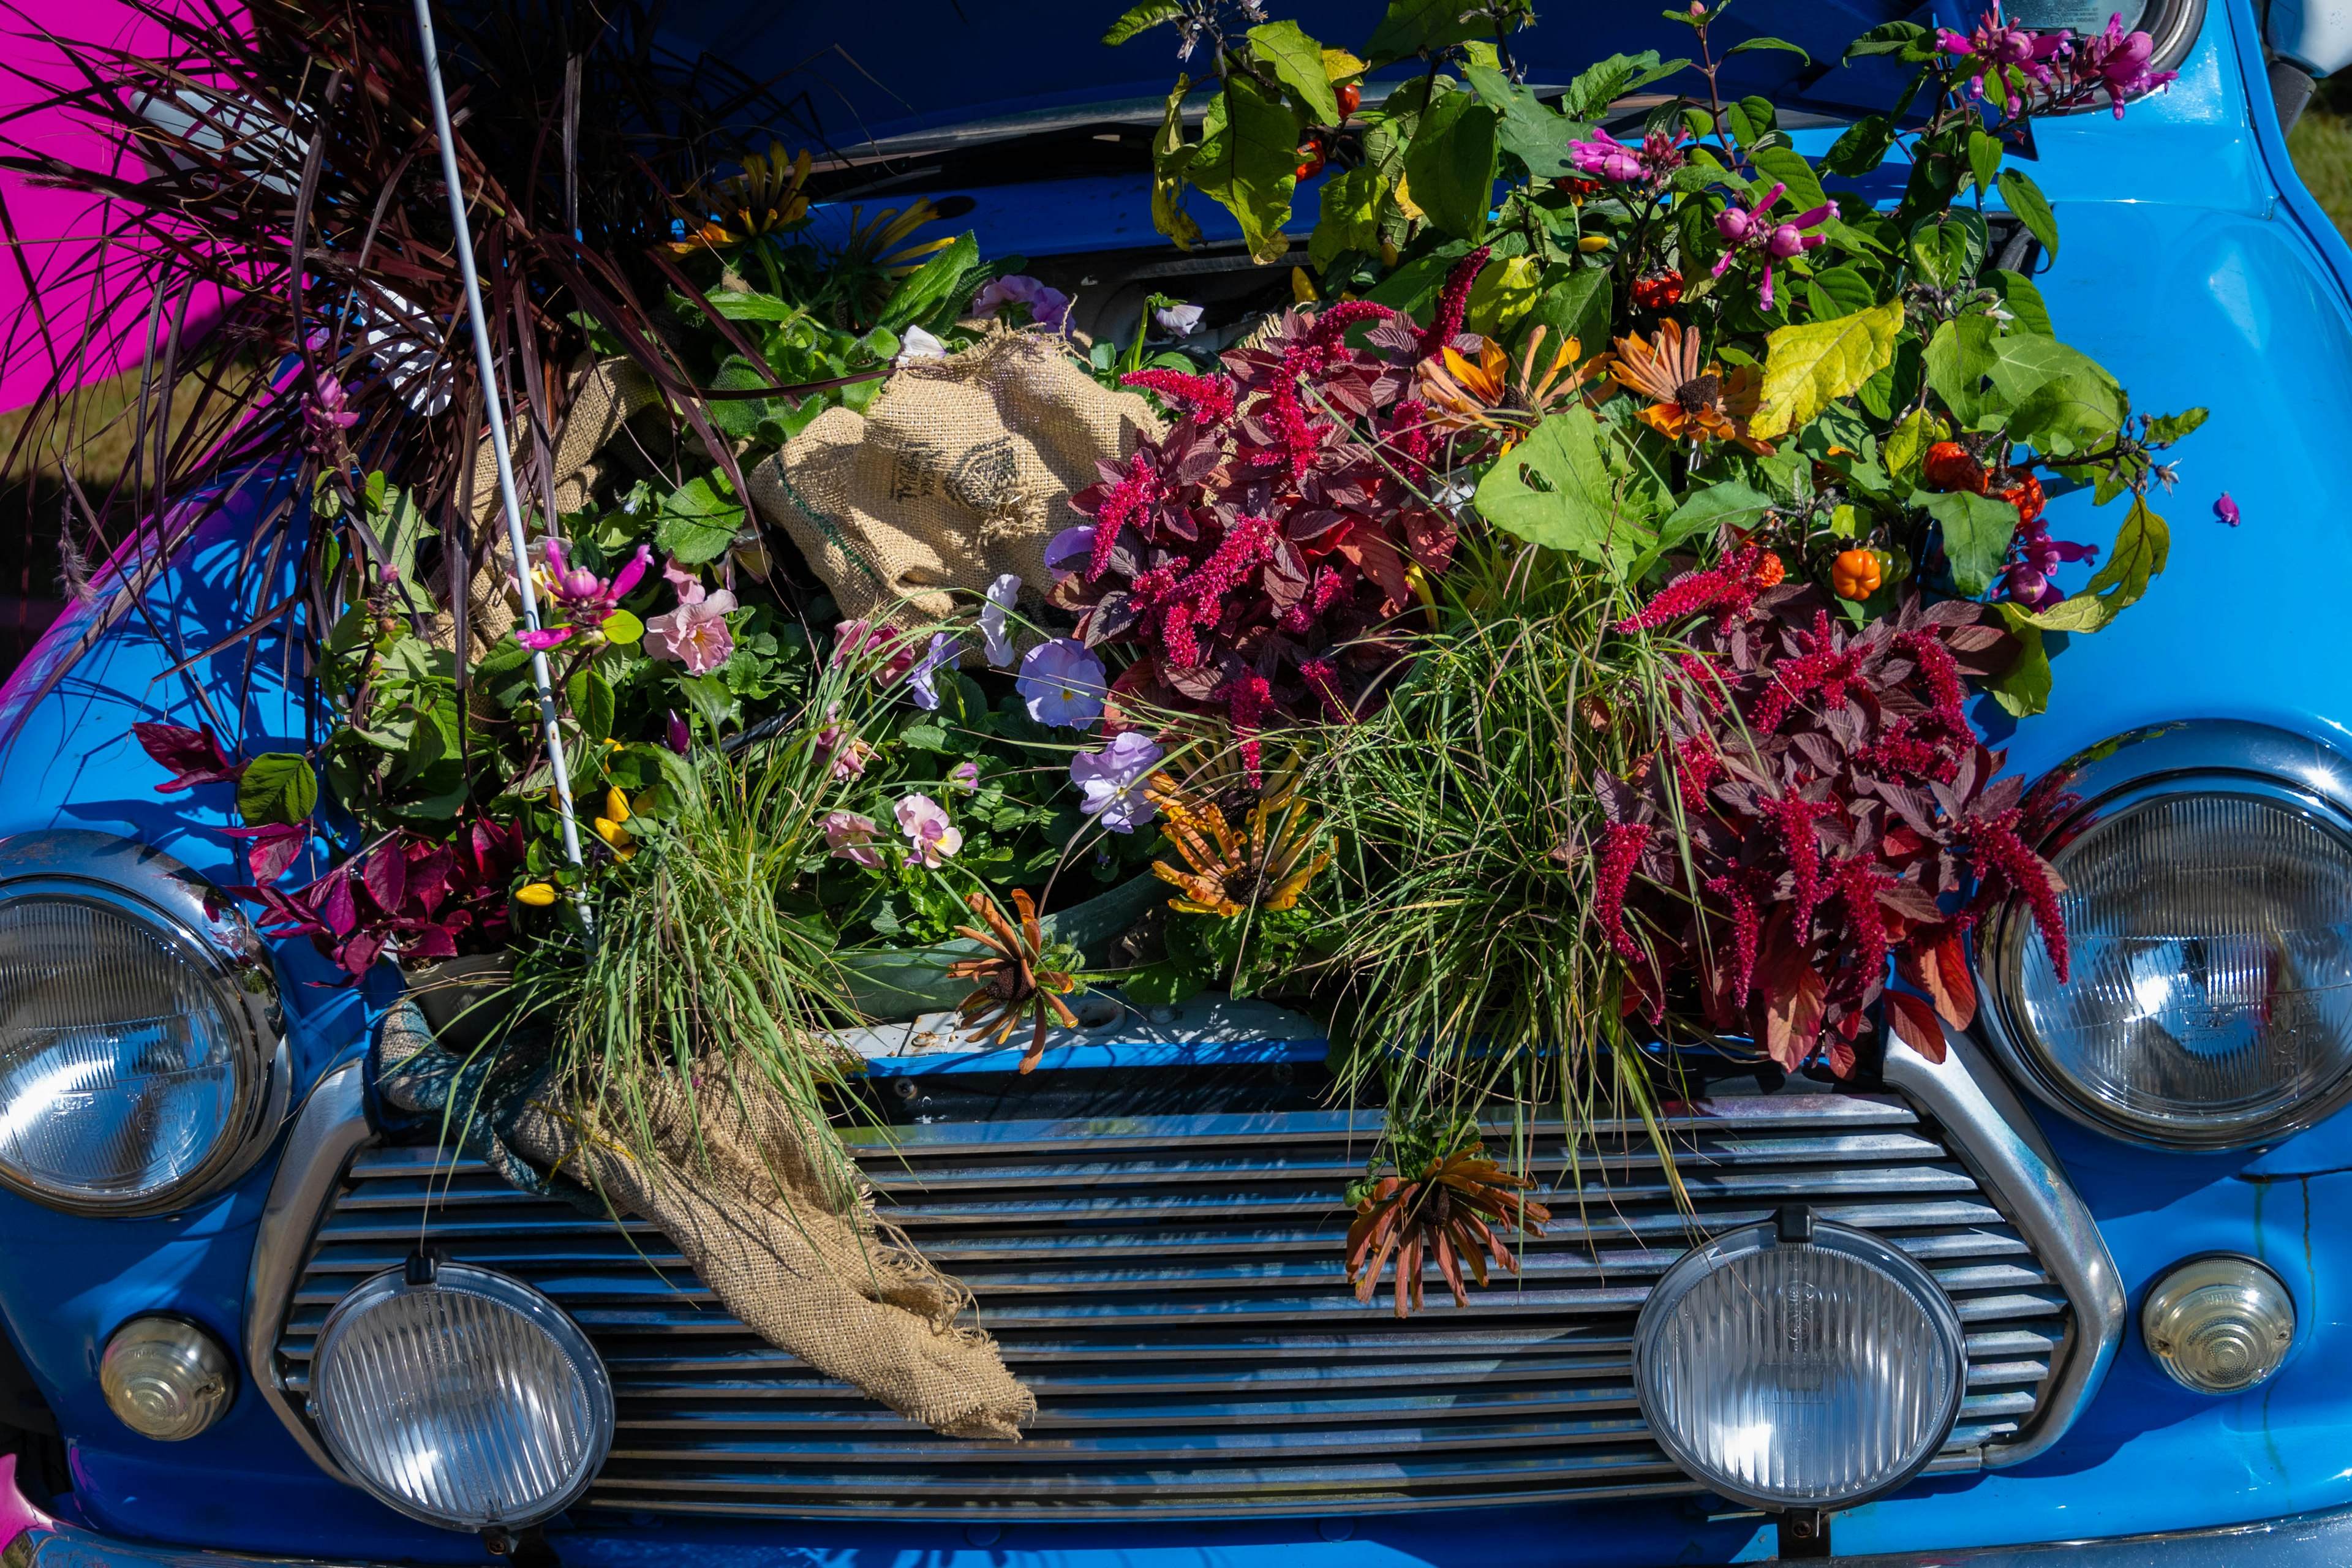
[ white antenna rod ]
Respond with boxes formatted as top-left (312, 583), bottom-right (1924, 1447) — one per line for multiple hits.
top-left (411, 0), bottom-right (587, 882)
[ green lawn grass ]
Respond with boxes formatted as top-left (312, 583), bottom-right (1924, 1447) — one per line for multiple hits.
top-left (2290, 110), bottom-right (2352, 244)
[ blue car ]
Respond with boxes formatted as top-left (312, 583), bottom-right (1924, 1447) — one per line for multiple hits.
top-left (1, 0), bottom-right (2351, 1563)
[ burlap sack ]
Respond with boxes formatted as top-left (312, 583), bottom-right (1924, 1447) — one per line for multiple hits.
top-left (750, 330), bottom-right (1162, 628)
top-left (510, 1063), bottom-right (1035, 1441)
top-left (433, 354), bottom-right (662, 655)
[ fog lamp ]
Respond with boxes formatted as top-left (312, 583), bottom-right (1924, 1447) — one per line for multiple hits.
top-left (2143, 1256), bottom-right (2295, 1393)
top-left (1635, 1215), bottom-right (1964, 1510)
top-left (311, 1261), bottom-right (612, 1530)
top-left (99, 1315), bottom-right (235, 1441)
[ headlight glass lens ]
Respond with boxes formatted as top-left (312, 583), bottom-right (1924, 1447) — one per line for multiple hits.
top-left (2009, 791), bottom-right (2352, 1144)
top-left (0, 895), bottom-right (255, 1207)
top-left (1635, 1219), bottom-right (1964, 1509)
top-left (312, 1262), bottom-right (613, 1530)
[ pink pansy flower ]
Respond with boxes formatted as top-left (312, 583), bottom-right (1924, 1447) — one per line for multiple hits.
top-left (973, 274), bottom-right (1072, 332)
top-left (894, 794), bottom-right (963, 868)
top-left (824, 811), bottom-right (888, 869)
top-left (644, 559), bottom-right (738, 674)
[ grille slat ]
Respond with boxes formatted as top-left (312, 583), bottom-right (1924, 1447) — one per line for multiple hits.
top-left (274, 1093), bottom-right (2072, 1520)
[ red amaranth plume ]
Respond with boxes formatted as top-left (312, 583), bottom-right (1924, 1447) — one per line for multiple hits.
top-left (1834, 857), bottom-right (1892, 995)
top-left (1674, 734), bottom-right (1722, 809)
top-left (1088, 452), bottom-right (1160, 581)
top-left (1226, 671), bottom-right (1275, 784)
top-left (1300, 657), bottom-right (1348, 722)
top-left (1964, 807), bottom-right (2070, 982)
top-left (1415, 246), bottom-right (1490, 361)
top-left (1749, 612), bottom-right (1868, 733)
top-left (1121, 367), bottom-right (1237, 426)
top-left (1616, 540), bottom-right (1773, 633)
top-left (1898, 628), bottom-right (1969, 734)
top-left (1596, 821), bottom-right (1652, 963)
top-left (1308, 298), bottom-right (1396, 350)
top-left (1705, 869), bottom-right (1762, 1005)
top-left (1762, 794), bottom-right (1834, 935)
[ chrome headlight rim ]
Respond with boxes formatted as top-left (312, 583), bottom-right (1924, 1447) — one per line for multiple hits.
top-left (311, 1261), bottom-right (615, 1530)
top-left (0, 829), bottom-right (287, 1215)
top-left (1979, 721), bottom-right (2352, 1153)
top-left (1633, 1215), bottom-right (1967, 1512)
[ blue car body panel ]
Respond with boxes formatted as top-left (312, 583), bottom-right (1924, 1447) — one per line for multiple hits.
top-left (2, 0), bottom-right (2351, 1561)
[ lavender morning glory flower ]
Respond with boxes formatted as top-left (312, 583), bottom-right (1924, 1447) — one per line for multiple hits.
top-left (981, 573), bottom-right (1021, 668)
top-left (907, 633), bottom-right (960, 712)
top-left (1069, 729), bottom-right (1164, 833)
top-left (1017, 638), bottom-right (1107, 729)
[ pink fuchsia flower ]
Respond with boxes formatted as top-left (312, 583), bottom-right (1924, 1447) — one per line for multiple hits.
top-left (1566, 125), bottom-right (1686, 187)
top-left (981, 574), bottom-right (1021, 668)
top-left (894, 793), bottom-right (963, 867)
top-left (824, 810), bottom-right (889, 869)
top-left (515, 538), bottom-right (654, 651)
top-left (1070, 729), bottom-right (1164, 834)
top-left (1017, 638), bottom-right (1108, 729)
top-left (2077, 13), bottom-right (2177, 115)
top-left (2215, 492), bottom-right (2241, 526)
top-left (1712, 183), bottom-right (1836, 312)
top-left (973, 274), bottom-right (1072, 332)
top-left (948, 760), bottom-right (981, 793)
top-left (907, 633), bottom-right (962, 712)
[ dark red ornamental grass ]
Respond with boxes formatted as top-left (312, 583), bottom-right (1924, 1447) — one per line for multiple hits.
top-left (1053, 255), bottom-right (1493, 751)
top-left (1599, 545), bottom-right (2068, 1076)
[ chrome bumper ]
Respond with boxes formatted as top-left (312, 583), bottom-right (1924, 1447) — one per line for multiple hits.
top-left (10, 1505), bottom-right (2352, 1568)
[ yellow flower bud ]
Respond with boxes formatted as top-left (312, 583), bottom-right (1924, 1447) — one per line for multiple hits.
top-left (515, 883), bottom-right (558, 907)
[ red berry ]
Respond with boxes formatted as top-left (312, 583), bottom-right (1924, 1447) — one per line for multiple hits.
top-left (1295, 156), bottom-right (1325, 180)
top-left (1922, 440), bottom-right (1988, 495)
top-left (1336, 83), bottom-right (1362, 117)
top-left (1632, 271), bottom-right (1685, 309)
top-left (1997, 473), bottom-right (2046, 525)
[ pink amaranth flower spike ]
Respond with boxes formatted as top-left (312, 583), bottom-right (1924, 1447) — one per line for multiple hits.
top-left (1595, 823), bottom-right (1653, 964)
top-left (1121, 368), bottom-right (1238, 426)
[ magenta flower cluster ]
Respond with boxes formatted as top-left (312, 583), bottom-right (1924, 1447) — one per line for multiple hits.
top-left (1713, 183), bottom-right (1837, 312)
top-left (1937, 7), bottom-right (2179, 119)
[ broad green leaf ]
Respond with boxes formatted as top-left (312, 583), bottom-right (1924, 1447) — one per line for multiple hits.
top-left (1746, 143), bottom-right (1827, 216)
top-left (1309, 162), bottom-right (1385, 270)
top-left (1462, 61), bottom-right (1576, 178)
top-left (1988, 608), bottom-right (2052, 717)
top-left (1401, 87), bottom-right (1499, 240)
top-left (1882, 407), bottom-right (1947, 486)
top-left (1997, 167), bottom-right (2060, 259)
top-left (1189, 76), bottom-right (1302, 264)
top-left (1463, 254), bottom-right (1541, 336)
top-left (1908, 209), bottom-right (1986, 290)
top-left (2146, 407), bottom-right (2209, 445)
top-left (565, 667), bottom-right (616, 743)
top-left (600, 608), bottom-right (644, 646)
top-left (1925, 314), bottom-right (2001, 426)
top-left (2009, 368), bottom-right (2125, 457)
top-left (1727, 36), bottom-right (1809, 60)
top-left (703, 353), bottom-right (778, 439)
top-left (238, 752), bottom-right (317, 827)
top-left (1822, 113), bottom-right (1894, 177)
top-left (1365, 239), bottom-right (1470, 315)
top-left (1749, 300), bottom-right (1904, 441)
top-left (1365, 0), bottom-right (1490, 65)
top-left (1513, 266), bottom-right (1610, 364)
top-left (1805, 265), bottom-right (1876, 317)
top-left (1842, 20), bottom-right (1933, 61)
top-left (1248, 20), bottom-right (1340, 125)
top-left (1152, 76), bottom-right (1203, 251)
top-left (1472, 405), bottom-right (1662, 573)
top-left (1102, 0), bottom-right (1182, 45)
top-left (1923, 489), bottom-right (2019, 597)
top-left (703, 290), bottom-right (801, 323)
top-left (1556, 50), bottom-right (1689, 121)
top-left (1967, 130), bottom-right (2002, 195)
top-left (1984, 268), bottom-right (2053, 335)
top-left (876, 232), bottom-right (979, 330)
top-left (1657, 480), bottom-right (1773, 553)
top-left (655, 477), bottom-right (745, 565)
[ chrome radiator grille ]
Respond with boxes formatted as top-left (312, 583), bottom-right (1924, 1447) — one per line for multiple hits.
top-left (271, 1093), bottom-right (2071, 1521)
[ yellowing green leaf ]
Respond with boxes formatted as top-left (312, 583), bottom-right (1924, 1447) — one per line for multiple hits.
top-left (2011, 494), bottom-right (2168, 632)
top-left (1321, 47), bottom-right (1367, 80)
top-left (1400, 86), bottom-right (1498, 241)
top-left (1248, 19), bottom-right (1340, 125)
top-left (1989, 607), bottom-right (2052, 717)
top-left (1309, 163), bottom-right (1387, 271)
top-left (1750, 300), bottom-right (1904, 441)
top-left (1151, 75), bottom-right (1203, 251)
top-left (1882, 407), bottom-right (1947, 485)
top-left (1189, 76), bottom-right (1302, 265)
top-left (1463, 254), bottom-right (1540, 336)
top-left (1102, 0), bottom-right (1182, 44)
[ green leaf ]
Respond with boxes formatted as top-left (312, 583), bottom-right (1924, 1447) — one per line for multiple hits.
top-left (1657, 480), bottom-right (1773, 554)
top-left (1513, 266), bottom-right (1610, 364)
top-left (1997, 167), bottom-right (2059, 259)
top-left (1822, 113), bottom-right (1894, 177)
top-left (703, 290), bottom-right (802, 323)
top-left (1472, 405), bottom-right (1661, 574)
top-left (2009, 366), bottom-right (2125, 457)
top-left (1988, 608), bottom-right (2051, 717)
top-left (1555, 50), bottom-right (1688, 121)
top-left (1401, 87), bottom-right (1499, 241)
top-left (1365, 239), bottom-right (1470, 315)
top-left (1365, 0), bottom-right (1491, 64)
top-left (674, 672), bottom-right (739, 731)
top-left (1189, 75), bottom-right (1302, 264)
top-left (1967, 130), bottom-right (2002, 195)
top-left (1882, 407), bottom-right (1947, 486)
top-left (1925, 314), bottom-right (2001, 426)
top-left (876, 232), bottom-right (979, 331)
top-left (1102, 0), bottom-right (1183, 45)
top-left (565, 668), bottom-right (616, 742)
top-left (901, 723), bottom-right (950, 752)
top-left (2146, 407), bottom-right (2209, 445)
top-left (1727, 36), bottom-right (1810, 61)
top-left (1462, 61), bottom-right (1575, 178)
top-left (1248, 20), bottom-right (1340, 124)
top-left (654, 477), bottom-right (745, 565)
top-left (1749, 300), bottom-right (1904, 441)
top-left (1842, 20), bottom-right (1932, 61)
top-left (1152, 75), bottom-right (1204, 251)
top-left (1923, 489), bottom-right (2020, 598)
top-left (238, 752), bottom-right (318, 827)
top-left (1310, 162), bottom-right (1387, 270)
top-left (1121, 958), bottom-right (1208, 1006)
top-left (1908, 209), bottom-right (1987, 291)
top-left (1746, 143), bottom-right (1828, 216)
top-left (1984, 268), bottom-right (2054, 336)
top-left (1804, 265), bottom-right (1877, 317)
top-left (600, 608), bottom-right (644, 647)
top-left (2009, 494), bottom-right (2169, 631)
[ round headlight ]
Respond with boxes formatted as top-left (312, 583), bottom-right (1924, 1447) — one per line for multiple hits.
top-left (2143, 1256), bottom-right (2296, 1394)
top-left (100, 1315), bottom-right (236, 1441)
top-left (0, 832), bottom-right (285, 1214)
top-left (1987, 782), bottom-right (2352, 1148)
top-left (311, 1262), bottom-right (614, 1530)
top-left (1635, 1216), bottom-right (1964, 1510)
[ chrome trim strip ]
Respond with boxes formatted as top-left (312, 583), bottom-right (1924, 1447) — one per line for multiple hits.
top-left (0, 829), bottom-right (290, 1216)
top-left (243, 1055), bottom-right (373, 1483)
top-left (1882, 1027), bottom-right (2125, 1469)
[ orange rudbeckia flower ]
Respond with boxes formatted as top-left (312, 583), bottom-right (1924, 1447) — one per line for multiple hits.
top-left (1607, 319), bottom-right (1773, 454)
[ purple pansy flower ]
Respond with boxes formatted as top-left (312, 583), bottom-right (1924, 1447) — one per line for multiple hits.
top-left (973, 274), bottom-right (1072, 332)
top-left (1017, 638), bottom-right (1108, 729)
top-left (907, 633), bottom-right (961, 712)
top-left (895, 794), bottom-right (963, 868)
top-left (1070, 729), bottom-right (1164, 834)
top-left (981, 573), bottom-right (1022, 668)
